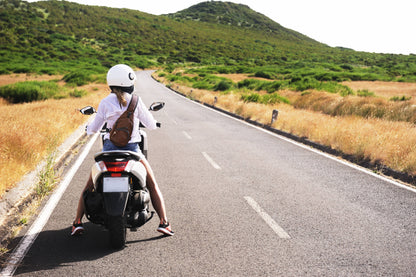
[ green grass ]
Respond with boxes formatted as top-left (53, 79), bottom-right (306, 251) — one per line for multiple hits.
top-left (390, 95), bottom-right (412, 101)
top-left (160, 68), bottom-right (416, 124)
top-left (35, 153), bottom-right (56, 199)
top-left (357, 89), bottom-right (376, 97)
top-left (241, 92), bottom-right (290, 105)
top-left (0, 80), bottom-right (89, 103)
top-left (1, 0), bottom-right (416, 82)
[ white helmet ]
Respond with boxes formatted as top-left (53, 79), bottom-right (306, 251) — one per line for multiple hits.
top-left (107, 64), bottom-right (136, 93)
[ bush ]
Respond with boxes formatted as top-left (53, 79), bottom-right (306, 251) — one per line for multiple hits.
top-left (319, 82), bottom-right (354, 96)
top-left (241, 93), bottom-right (260, 103)
top-left (390, 95), bottom-right (412, 102)
top-left (262, 81), bottom-right (284, 93)
top-left (262, 93), bottom-right (290, 104)
top-left (63, 71), bottom-right (92, 86)
top-left (237, 79), bottom-right (262, 90)
top-left (289, 77), bottom-right (320, 91)
top-left (357, 89), bottom-right (375, 97)
top-left (0, 81), bottom-right (61, 103)
top-left (193, 81), bottom-right (211, 90)
top-left (254, 71), bottom-right (273, 79)
top-left (214, 80), bottom-right (232, 91)
top-left (241, 92), bottom-right (289, 104)
top-left (289, 77), bottom-right (353, 96)
top-left (70, 89), bottom-right (87, 98)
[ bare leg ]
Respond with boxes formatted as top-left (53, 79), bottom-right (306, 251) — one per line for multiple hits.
top-left (140, 158), bottom-right (168, 224)
top-left (74, 174), bottom-right (94, 224)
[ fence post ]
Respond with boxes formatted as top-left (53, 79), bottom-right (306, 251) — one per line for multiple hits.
top-left (271, 109), bottom-right (279, 125)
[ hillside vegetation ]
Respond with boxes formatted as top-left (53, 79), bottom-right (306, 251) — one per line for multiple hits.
top-left (166, 1), bottom-right (316, 43)
top-left (155, 70), bottom-right (416, 179)
top-left (1, 0), bottom-right (416, 188)
top-left (0, 0), bottom-right (415, 82)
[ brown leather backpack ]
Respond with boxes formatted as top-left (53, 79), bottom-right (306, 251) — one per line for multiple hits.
top-left (109, 95), bottom-right (138, 147)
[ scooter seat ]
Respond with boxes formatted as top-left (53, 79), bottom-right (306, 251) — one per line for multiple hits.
top-left (94, 150), bottom-right (142, 162)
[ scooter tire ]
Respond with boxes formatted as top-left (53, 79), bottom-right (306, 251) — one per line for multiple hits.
top-left (108, 215), bottom-right (126, 249)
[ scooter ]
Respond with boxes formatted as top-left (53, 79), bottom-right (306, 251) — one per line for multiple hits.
top-left (79, 101), bottom-right (164, 249)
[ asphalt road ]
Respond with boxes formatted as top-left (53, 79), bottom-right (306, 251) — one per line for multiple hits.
top-left (5, 71), bottom-right (416, 276)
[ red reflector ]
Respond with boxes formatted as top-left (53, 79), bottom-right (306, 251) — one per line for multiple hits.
top-left (104, 161), bottom-right (128, 172)
top-left (111, 173), bottom-right (122, 177)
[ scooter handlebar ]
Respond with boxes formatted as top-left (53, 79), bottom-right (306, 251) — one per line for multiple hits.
top-left (139, 122), bottom-right (161, 128)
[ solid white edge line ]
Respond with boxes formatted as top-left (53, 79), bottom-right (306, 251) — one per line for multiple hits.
top-left (167, 88), bottom-right (416, 194)
top-left (182, 131), bottom-right (192, 140)
top-left (244, 196), bottom-right (290, 239)
top-left (0, 133), bottom-right (99, 277)
top-left (202, 152), bottom-right (221, 170)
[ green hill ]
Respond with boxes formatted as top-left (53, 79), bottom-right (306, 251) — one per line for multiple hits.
top-left (166, 1), bottom-right (317, 44)
top-left (0, 0), bottom-right (415, 81)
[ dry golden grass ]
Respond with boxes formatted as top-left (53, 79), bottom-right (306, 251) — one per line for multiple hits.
top-left (0, 78), bottom-right (108, 197)
top-left (156, 73), bottom-right (416, 177)
top-left (282, 90), bottom-right (416, 123)
top-left (0, 74), bottom-right (63, 86)
top-left (342, 81), bottom-right (416, 100)
top-left (215, 73), bottom-right (271, 83)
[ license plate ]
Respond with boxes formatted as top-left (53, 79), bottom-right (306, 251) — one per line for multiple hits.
top-left (103, 177), bottom-right (129, 192)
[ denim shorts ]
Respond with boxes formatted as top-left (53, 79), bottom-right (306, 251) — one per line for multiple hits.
top-left (103, 139), bottom-right (139, 153)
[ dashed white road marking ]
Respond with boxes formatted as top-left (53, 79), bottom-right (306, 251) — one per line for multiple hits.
top-left (168, 88), bottom-right (416, 194)
top-left (244, 196), bottom-right (290, 239)
top-left (182, 131), bottom-right (192, 140)
top-left (202, 152), bottom-right (221, 170)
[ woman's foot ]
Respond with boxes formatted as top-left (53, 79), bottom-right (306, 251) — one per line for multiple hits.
top-left (71, 221), bottom-right (84, 236)
top-left (157, 222), bottom-right (174, 236)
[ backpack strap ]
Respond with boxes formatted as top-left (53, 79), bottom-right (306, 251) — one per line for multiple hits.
top-left (126, 95), bottom-right (138, 117)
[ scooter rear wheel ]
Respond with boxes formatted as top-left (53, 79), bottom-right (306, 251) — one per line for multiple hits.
top-left (108, 215), bottom-right (126, 249)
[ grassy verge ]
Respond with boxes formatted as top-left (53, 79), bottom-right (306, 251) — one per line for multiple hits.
top-left (154, 71), bottom-right (416, 177)
top-left (0, 76), bottom-right (107, 197)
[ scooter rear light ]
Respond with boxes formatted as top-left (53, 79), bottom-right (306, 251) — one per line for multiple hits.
top-left (97, 161), bottom-right (107, 172)
top-left (104, 161), bottom-right (128, 172)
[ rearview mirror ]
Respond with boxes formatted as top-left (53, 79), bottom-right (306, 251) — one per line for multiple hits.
top-left (80, 106), bottom-right (96, 115)
top-left (149, 102), bottom-right (165, 111)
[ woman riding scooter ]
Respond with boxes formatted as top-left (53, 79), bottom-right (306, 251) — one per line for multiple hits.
top-left (71, 64), bottom-right (174, 236)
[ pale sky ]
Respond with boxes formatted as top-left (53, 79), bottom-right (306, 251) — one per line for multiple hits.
top-left (26, 0), bottom-right (416, 55)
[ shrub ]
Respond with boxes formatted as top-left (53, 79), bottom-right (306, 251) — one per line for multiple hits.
top-left (357, 89), bottom-right (375, 97)
top-left (319, 82), bottom-right (354, 96)
top-left (390, 95), bottom-right (412, 102)
top-left (237, 79), bottom-right (284, 93)
top-left (341, 64), bottom-right (354, 70)
top-left (157, 56), bottom-right (166, 64)
top-left (70, 89), bottom-right (87, 98)
top-left (168, 75), bottom-right (180, 82)
top-left (254, 71), bottom-right (273, 79)
top-left (289, 77), bottom-right (320, 91)
top-left (0, 81), bottom-right (60, 103)
top-left (241, 92), bottom-right (289, 104)
top-left (262, 93), bottom-right (290, 104)
top-left (237, 79), bottom-right (261, 90)
top-left (193, 81), bottom-right (211, 90)
top-left (262, 81), bottom-right (284, 93)
top-left (241, 93), bottom-right (260, 103)
top-left (63, 71), bottom-right (92, 86)
top-left (214, 80), bottom-right (232, 91)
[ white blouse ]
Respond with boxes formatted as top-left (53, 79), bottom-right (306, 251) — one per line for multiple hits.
top-left (87, 92), bottom-right (157, 143)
